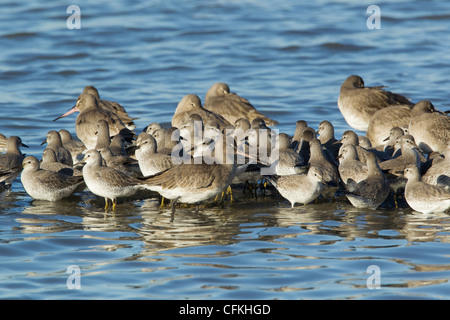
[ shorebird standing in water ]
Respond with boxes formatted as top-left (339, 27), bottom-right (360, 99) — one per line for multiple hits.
top-left (53, 93), bottom-right (134, 150)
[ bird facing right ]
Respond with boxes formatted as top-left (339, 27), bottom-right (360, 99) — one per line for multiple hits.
top-left (0, 136), bottom-right (28, 187)
top-left (265, 166), bottom-right (327, 208)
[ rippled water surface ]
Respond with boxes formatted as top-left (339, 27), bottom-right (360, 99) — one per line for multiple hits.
top-left (1, 0), bottom-right (450, 300)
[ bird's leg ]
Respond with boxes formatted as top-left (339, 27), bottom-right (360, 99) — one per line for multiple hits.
top-left (243, 180), bottom-right (249, 193)
top-left (171, 196), bottom-right (180, 214)
top-left (104, 198), bottom-right (110, 211)
top-left (252, 180), bottom-right (258, 199)
top-left (260, 179), bottom-right (267, 196)
top-left (160, 196), bottom-right (165, 208)
top-left (248, 181), bottom-right (256, 198)
top-left (394, 193), bottom-right (398, 209)
top-left (227, 185), bottom-right (234, 203)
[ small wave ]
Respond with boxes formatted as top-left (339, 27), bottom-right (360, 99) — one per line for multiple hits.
top-left (36, 53), bottom-right (90, 61)
top-left (1, 32), bottom-right (38, 39)
top-left (320, 42), bottom-right (372, 52)
top-left (52, 70), bottom-right (80, 76)
top-left (382, 13), bottom-right (450, 22)
top-left (277, 45), bottom-right (302, 52)
top-left (416, 13), bottom-right (450, 21)
top-left (179, 29), bottom-right (227, 37)
top-left (0, 70), bottom-right (29, 80)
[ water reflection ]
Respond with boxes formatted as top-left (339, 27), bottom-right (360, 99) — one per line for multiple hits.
top-left (135, 200), bottom-right (257, 255)
top-left (275, 203), bottom-right (450, 244)
top-left (4, 181), bottom-right (450, 300)
top-left (400, 211), bottom-right (450, 243)
top-left (8, 183), bottom-right (450, 251)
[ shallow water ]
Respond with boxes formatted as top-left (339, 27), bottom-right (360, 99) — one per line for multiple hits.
top-left (1, 0), bottom-right (450, 300)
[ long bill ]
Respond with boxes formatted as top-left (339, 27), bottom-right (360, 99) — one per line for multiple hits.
top-left (53, 106), bottom-right (79, 121)
top-left (234, 146), bottom-right (270, 166)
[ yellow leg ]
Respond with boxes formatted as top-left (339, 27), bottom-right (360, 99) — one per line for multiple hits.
top-left (227, 185), bottom-right (234, 203)
top-left (160, 196), bottom-right (165, 208)
top-left (394, 193), bottom-right (398, 209)
top-left (112, 198), bottom-right (117, 211)
top-left (104, 198), bottom-right (110, 211)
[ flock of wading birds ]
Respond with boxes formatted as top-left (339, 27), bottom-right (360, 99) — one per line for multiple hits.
top-left (1, 76), bottom-right (450, 214)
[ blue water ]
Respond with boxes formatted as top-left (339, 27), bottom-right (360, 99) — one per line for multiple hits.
top-left (1, 0), bottom-right (450, 300)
